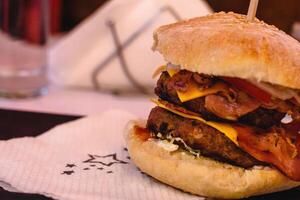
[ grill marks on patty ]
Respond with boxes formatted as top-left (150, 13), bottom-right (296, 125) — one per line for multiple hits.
top-left (155, 71), bottom-right (285, 129)
top-left (147, 107), bottom-right (264, 168)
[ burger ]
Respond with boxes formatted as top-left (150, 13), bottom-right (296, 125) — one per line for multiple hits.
top-left (126, 12), bottom-right (300, 199)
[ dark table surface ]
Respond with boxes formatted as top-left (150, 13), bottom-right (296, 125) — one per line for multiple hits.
top-left (0, 108), bottom-right (299, 200)
top-left (0, 109), bottom-right (80, 200)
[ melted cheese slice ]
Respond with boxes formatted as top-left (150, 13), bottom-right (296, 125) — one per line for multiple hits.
top-left (167, 68), bottom-right (179, 77)
top-left (166, 69), bottom-right (228, 102)
top-left (152, 65), bottom-right (228, 103)
top-left (177, 82), bottom-right (228, 102)
top-left (152, 65), bottom-right (180, 79)
top-left (152, 99), bottom-right (239, 146)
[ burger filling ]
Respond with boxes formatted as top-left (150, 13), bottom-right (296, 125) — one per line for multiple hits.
top-left (147, 65), bottom-right (300, 181)
top-left (155, 70), bottom-right (293, 128)
top-left (147, 106), bottom-right (263, 168)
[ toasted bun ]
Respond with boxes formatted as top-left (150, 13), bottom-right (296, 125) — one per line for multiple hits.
top-left (153, 12), bottom-right (300, 89)
top-left (126, 121), bottom-right (300, 199)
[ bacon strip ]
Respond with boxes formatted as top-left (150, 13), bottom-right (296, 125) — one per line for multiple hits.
top-left (205, 93), bottom-right (260, 120)
top-left (235, 125), bottom-right (300, 181)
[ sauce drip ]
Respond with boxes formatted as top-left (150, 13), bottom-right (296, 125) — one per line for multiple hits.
top-left (134, 126), bottom-right (151, 141)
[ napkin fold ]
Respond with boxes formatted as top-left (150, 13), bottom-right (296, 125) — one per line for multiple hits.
top-left (49, 0), bottom-right (212, 93)
top-left (0, 110), bottom-right (201, 200)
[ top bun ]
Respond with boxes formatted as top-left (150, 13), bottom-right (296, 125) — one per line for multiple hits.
top-left (153, 12), bottom-right (300, 89)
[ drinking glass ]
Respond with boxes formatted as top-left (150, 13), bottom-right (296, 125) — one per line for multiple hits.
top-left (0, 0), bottom-right (49, 98)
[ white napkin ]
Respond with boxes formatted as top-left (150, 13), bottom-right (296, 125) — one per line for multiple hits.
top-left (49, 0), bottom-right (212, 93)
top-left (0, 110), bottom-right (202, 200)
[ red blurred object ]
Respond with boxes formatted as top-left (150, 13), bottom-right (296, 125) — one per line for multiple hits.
top-left (50, 0), bottom-right (61, 34)
top-left (1, 0), bottom-right (9, 32)
top-left (23, 0), bottom-right (43, 44)
top-left (0, 0), bottom-right (61, 44)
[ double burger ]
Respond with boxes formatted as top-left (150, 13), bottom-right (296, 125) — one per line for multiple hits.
top-left (126, 12), bottom-right (300, 199)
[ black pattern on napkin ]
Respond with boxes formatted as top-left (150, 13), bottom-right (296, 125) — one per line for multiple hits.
top-left (61, 148), bottom-right (129, 176)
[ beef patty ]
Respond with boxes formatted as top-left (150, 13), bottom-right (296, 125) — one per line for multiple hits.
top-left (155, 71), bottom-right (285, 129)
top-left (147, 106), bottom-right (264, 168)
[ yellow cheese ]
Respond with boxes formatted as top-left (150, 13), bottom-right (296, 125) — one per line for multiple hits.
top-left (177, 82), bottom-right (228, 102)
top-left (166, 69), bottom-right (228, 103)
top-left (152, 99), bottom-right (239, 146)
top-left (167, 68), bottom-right (179, 77)
top-left (152, 65), bottom-right (180, 79)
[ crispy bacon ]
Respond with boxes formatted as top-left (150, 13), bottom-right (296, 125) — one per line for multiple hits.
top-left (235, 125), bottom-right (300, 181)
top-left (262, 99), bottom-right (300, 121)
top-left (192, 73), bottom-right (214, 89)
top-left (204, 93), bottom-right (261, 120)
top-left (222, 77), bottom-right (272, 103)
top-left (171, 70), bottom-right (214, 92)
top-left (157, 99), bottom-right (202, 117)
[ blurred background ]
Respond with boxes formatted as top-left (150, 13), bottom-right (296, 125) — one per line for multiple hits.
top-left (0, 0), bottom-right (300, 118)
top-left (60, 0), bottom-right (300, 35)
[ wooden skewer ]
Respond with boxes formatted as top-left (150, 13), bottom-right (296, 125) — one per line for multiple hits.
top-left (247, 0), bottom-right (259, 21)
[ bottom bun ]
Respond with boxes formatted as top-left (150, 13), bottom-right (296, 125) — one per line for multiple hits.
top-left (126, 121), bottom-right (300, 199)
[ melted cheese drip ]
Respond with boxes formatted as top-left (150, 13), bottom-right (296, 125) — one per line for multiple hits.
top-left (177, 82), bottom-right (228, 102)
top-left (167, 68), bottom-right (179, 77)
top-left (166, 69), bottom-right (228, 102)
top-left (152, 99), bottom-right (239, 146)
top-left (152, 65), bottom-right (180, 79)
